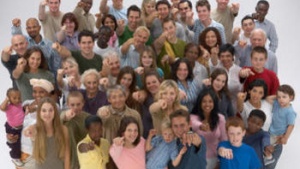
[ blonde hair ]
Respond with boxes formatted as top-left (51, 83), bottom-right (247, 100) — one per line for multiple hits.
top-left (134, 26), bottom-right (150, 36)
top-left (155, 80), bottom-right (181, 108)
top-left (141, 0), bottom-right (156, 18)
top-left (33, 97), bottom-right (66, 164)
top-left (161, 119), bottom-right (171, 131)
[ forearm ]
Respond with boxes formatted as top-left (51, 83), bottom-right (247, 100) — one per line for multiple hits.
top-left (56, 74), bottom-right (64, 89)
top-left (99, 0), bottom-right (109, 14)
top-left (120, 41), bottom-right (131, 55)
top-left (11, 25), bottom-right (23, 35)
top-left (12, 66), bottom-right (24, 79)
top-left (0, 99), bottom-right (9, 111)
top-left (149, 102), bottom-right (161, 114)
top-left (283, 125), bottom-right (294, 140)
top-left (56, 30), bottom-right (67, 43)
top-left (1, 51), bottom-right (10, 62)
top-left (172, 154), bottom-right (183, 167)
top-left (153, 36), bottom-right (165, 54)
top-left (116, 24), bottom-right (125, 36)
top-left (145, 138), bottom-right (153, 152)
top-left (38, 3), bottom-right (46, 21)
top-left (58, 46), bottom-right (71, 58)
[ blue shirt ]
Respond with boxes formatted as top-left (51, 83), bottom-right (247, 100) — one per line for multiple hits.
top-left (255, 19), bottom-right (278, 53)
top-left (119, 44), bottom-right (141, 68)
top-left (177, 79), bottom-right (202, 112)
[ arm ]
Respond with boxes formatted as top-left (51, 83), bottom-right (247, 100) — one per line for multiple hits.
top-left (1, 46), bottom-right (13, 62)
top-left (12, 57), bottom-right (26, 79)
top-left (236, 92), bottom-right (246, 113)
top-left (268, 23), bottom-right (279, 53)
top-left (172, 146), bottom-right (187, 167)
top-left (281, 125), bottom-right (295, 145)
top-left (153, 32), bottom-right (167, 54)
top-left (63, 126), bottom-right (71, 169)
top-left (0, 97), bottom-right (9, 111)
top-left (52, 42), bottom-right (72, 59)
top-left (56, 69), bottom-right (65, 89)
top-left (116, 20), bottom-right (125, 36)
top-left (11, 18), bottom-right (23, 35)
top-left (99, 0), bottom-right (109, 15)
top-left (38, 0), bottom-right (48, 22)
top-left (120, 38), bottom-right (134, 55)
top-left (145, 12), bottom-right (158, 28)
top-left (145, 129), bottom-right (156, 152)
top-left (55, 26), bottom-right (67, 43)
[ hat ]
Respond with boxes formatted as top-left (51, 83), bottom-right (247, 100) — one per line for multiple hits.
top-left (30, 78), bottom-right (54, 93)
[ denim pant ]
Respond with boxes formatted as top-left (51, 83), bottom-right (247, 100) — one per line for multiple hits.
top-left (265, 144), bottom-right (283, 169)
top-left (5, 122), bottom-right (22, 159)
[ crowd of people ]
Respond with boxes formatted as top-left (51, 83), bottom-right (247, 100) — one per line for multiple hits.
top-left (0, 0), bottom-right (297, 169)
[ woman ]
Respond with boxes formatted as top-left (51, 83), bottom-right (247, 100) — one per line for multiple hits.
top-left (191, 89), bottom-right (227, 169)
top-left (56, 12), bottom-right (80, 51)
top-left (12, 46), bottom-right (55, 101)
top-left (171, 58), bottom-right (204, 112)
top-left (101, 14), bottom-right (119, 48)
top-left (109, 116), bottom-right (146, 169)
top-left (237, 79), bottom-right (272, 131)
top-left (141, 0), bottom-right (157, 28)
top-left (24, 97), bottom-right (70, 169)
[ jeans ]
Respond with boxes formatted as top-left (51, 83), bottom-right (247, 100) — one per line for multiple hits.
top-left (265, 144), bottom-right (283, 169)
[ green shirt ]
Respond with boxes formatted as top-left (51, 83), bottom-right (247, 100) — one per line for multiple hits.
top-left (118, 25), bottom-right (152, 46)
top-left (71, 50), bottom-right (103, 74)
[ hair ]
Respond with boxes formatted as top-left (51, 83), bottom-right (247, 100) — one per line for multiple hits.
top-left (143, 70), bottom-right (162, 91)
top-left (246, 79), bottom-right (268, 101)
top-left (33, 97), bottom-right (66, 163)
top-left (226, 116), bottom-right (245, 131)
top-left (67, 91), bottom-right (84, 103)
top-left (61, 57), bottom-right (79, 72)
top-left (171, 58), bottom-right (194, 81)
top-left (278, 84), bottom-right (295, 101)
top-left (134, 26), bottom-right (150, 36)
top-left (196, 0), bottom-right (211, 11)
top-left (155, 80), bottom-right (181, 107)
top-left (184, 42), bottom-right (202, 59)
top-left (141, 0), bottom-right (156, 18)
top-left (161, 119), bottom-right (172, 131)
top-left (210, 68), bottom-right (230, 99)
top-left (170, 109), bottom-right (190, 124)
top-left (102, 50), bottom-right (120, 59)
top-left (156, 0), bottom-right (171, 10)
top-left (219, 43), bottom-right (235, 59)
top-left (178, 0), bottom-right (193, 9)
top-left (241, 15), bottom-right (254, 25)
top-left (78, 30), bottom-right (95, 42)
top-left (257, 0), bottom-right (269, 8)
top-left (191, 88), bottom-right (220, 130)
top-left (248, 109), bottom-right (266, 123)
top-left (23, 46), bottom-right (49, 72)
top-left (140, 46), bottom-right (157, 68)
top-left (85, 115), bottom-right (103, 129)
top-left (116, 66), bottom-right (137, 94)
top-left (61, 12), bottom-right (79, 31)
top-left (251, 46), bottom-right (268, 59)
top-left (98, 25), bottom-right (113, 35)
top-left (199, 27), bottom-right (222, 53)
top-left (6, 88), bottom-right (20, 97)
top-left (117, 116), bottom-right (141, 146)
top-left (127, 5), bottom-right (141, 17)
top-left (81, 69), bottom-right (100, 84)
top-left (162, 17), bottom-right (176, 28)
top-left (101, 14), bottom-right (118, 31)
top-left (106, 85), bottom-right (127, 98)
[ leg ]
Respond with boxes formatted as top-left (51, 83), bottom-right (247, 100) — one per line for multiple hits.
top-left (265, 144), bottom-right (283, 169)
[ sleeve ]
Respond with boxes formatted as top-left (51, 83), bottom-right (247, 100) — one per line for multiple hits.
top-left (262, 131), bottom-right (271, 148)
top-left (249, 147), bottom-right (262, 169)
top-left (268, 23), bottom-right (279, 53)
top-left (286, 109), bottom-right (297, 125)
top-left (169, 141), bottom-right (179, 161)
top-left (150, 135), bottom-right (160, 148)
top-left (270, 72), bottom-right (280, 95)
top-left (11, 25), bottom-right (23, 35)
top-left (218, 114), bottom-right (228, 141)
top-left (190, 114), bottom-right (202, 133)
top-left (109, 143), bottom-right (123, 165)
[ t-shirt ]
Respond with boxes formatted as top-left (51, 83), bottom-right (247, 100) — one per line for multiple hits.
top-left (71, 51), bottom-right (103, 74)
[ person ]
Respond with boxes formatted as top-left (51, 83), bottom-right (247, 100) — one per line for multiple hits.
top-left (146, 120), bottom-right (187, 169)
top-left (176, 0), bottom-right (195, 43)
top-left (60, 91), bottom-right (90, 169)
top-left (0, 88), bottom-right (25, 167)
top-left (99, 0), bottom-right (127, 22)
top-left (93, 26), bottom-right (116, 57)
top-left (140, 0), bottom-right (157, 28)
top-left (190, 88), bottom-right (227, 169)
top-left (217, 117), bottom-right (262, 169)
top-left (24, 97), bottom-right (70, 169)
top-left (100, 51), bottom-right (121, 86)
top-left (252, 0), bottom-right (278, 53)
top-left (237, 79), bottom-right (272, 131)
top-left (243, 109), bottom-right (273, 168)
top-left (77, 115), bottom-right (110, 169)
top-left (12, 46), bottom-right (55, 101)
top-left (73, 0), bottom-right (96, 32)
top-left (239, 46), bottom-right (279, 96)
top-left (109, 116), bottom-right (146, 169)
top-left (100, 14), bottom-right (119, 48)
top-left (97, 85), bottom-right (143, 143)
top-left (149, 80), bottom-right (187, 135)
top-left (232, 15), bottom-right (255, 47)
top-left (267, 85), bottom-right (297, 169)
top-left (211, 0), bottom-right (239, 44)
top-left (168, 109), bottom-right (207, 169)
top-left (186, 0), bottom-right (226, 44)
top-left (38, 0), bottom-right (64, 42)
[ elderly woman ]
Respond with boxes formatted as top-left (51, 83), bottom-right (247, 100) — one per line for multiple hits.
top-left (80, 69), bottom-right (109, 115)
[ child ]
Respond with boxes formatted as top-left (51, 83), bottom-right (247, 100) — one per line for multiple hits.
top-left (77, 115), bottom-right (110, 169)
top-left (217, 117), bottom-right (262, 169)
top-left (243, 109), bottom-right (274, 168)
top-left (0, 88), bottom-right (25, 167)
top-left (267, 84), bottom-right (297, 168)
top-left (146, 120), bottom-right (187, 169)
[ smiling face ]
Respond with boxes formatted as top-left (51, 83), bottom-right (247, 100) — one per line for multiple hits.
top-left (81, 0), bottom-right (93, 13)
top-left (88, 122), bottom-right (102, 143)
top-left (242, 19), bottom-right (255, 35)
top-left (216, 0), bottom-right (229, 10)
top-left (178, 2), bottom-right (191, 19)
top-left (108, 89), bottom-right (126, 110)
top-left (8, 91), bottom-right (21, 105)
top-left (205, 30), bottom-right (218, 48)
top-left (108, 56), bottom-right (121, 76)
top-left (201, 94), bottom-right (214, 114)
top-left (176, 62), bottom-right (189, 81)
top-left (197, 5), bottom-right (210, 22)
top-left (227, 126), bottom-right (245, 147)
top-left (11, 35), bottom-right (28, 56)
top-left (185, 46), bottom-right (199, 62)
top-left (163, 20), bottom-right (176, 38)
top-left (128, 10), bottom-right (140, 31)
top-left (40, 102), bottom-right (55, 124)
top-left (133, 29), bottom-right (149, 47)
top-left (120, 73), bottom-right (133, 89)
top-left (141, 51), bottom-right (153, 68)
top-left (161, 87), bottom-right (177, 107)
top-left (157, 4), bottom-right (170, 19)
top-left (63, 19), bottom-right (76, 33)
top-left (144, 1), bottom-right (156, 15)
top-left (26, 19), bottom-right (41, 39)
top-left (28, 51), bottom-right (42, 71)
top-left (48, 0), bottom-right (60, 13)
top-left (79, 36), bottom-right (94, 55)
top-left (145, 75), bottom-right (160, 95)
top-left (212, 74), bottom-right (227, 92)
top-left (103, 17), bottom-right (116, 31)
top-left (255, 3), bottom-right (269, 22)
top-left (63, 61), bottom-right (79, 77)
top-left (219, 51), bottom-right (234, 69)
top-left (123, 123), bottom-right (139, 144)
top-left (32, 87), bottom-right (49, 103)
top-left (251, 52), bottom-right (266, 72)
top-left (248, 86), bottom-right (264, 105)
top-left (171, 116), bottom-right (190, 139)
top-left (84, 74), bottom-right (99, 95)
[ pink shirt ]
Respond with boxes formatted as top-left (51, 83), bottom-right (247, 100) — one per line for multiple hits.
top-left (110, 137), bottom-right (146, 169)
top-left (5, 103), bottom-right (25, 127)
top-left (191, 114), bottom-right (227, 158)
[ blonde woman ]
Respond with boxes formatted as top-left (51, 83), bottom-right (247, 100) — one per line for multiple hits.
top-left (141, 0), bottom-right (157, 28)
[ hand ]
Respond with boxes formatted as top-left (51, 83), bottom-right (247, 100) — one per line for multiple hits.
top-left (264, 145), bottom-right (274, 155)
top-left (126, 38), bottom-right (135, 46)
top-left (113, 137), bottom-right (125, 146)
top-left (3, 46), bottom-right (13, 55)
top-left (132, 91), bottom-right (146, 103)
top-left (218, 147), bottom-right (233, 159)
top-left (17, 57), bottom-right (27, 67)
top-left (237, 92), bottom-right (247, 101)
top-left (161, 55), bottom-right (169, 65)
top-left (210, 45), bottom-right (219, 56)
top-left (12, 18), bottom-right (21, 27)
top-left (239, 68), bottom-right (255, 78)
top-left (77, 1), bottom-right (86, 8)
top-left (78, 142), bottom-right (95, 153)
top-left (98, 106), bottom-right (110, 119)
top-left (179, 89), bottom-right (187, 100)
top-left (149, 11), bottom-right (158, 18)
top-left (99, 77), bottom-right (109, 88)
top-left (24, 125), bottom-right (36, 138)
top-left (52, 42), bottom-right (62, 52)
top-left (200, 47), bottom-right (210, 60)
top-left (67, 76), bottom-right (76, 87)
top-left (57, 68), bottom-right (65, 77)
top-left (179, 146), bottom-right (187, 155)
top-left (230, 3), bottom-right (240, 14)
top-left (199, 122), bottom-right (209, 131)
top-left (232, 27), bottom-right (241, 37)
top-left (101, 58), bottom-right (111, 76)
top-left (65, 109), bottom-right (76, 121)
top-left (238, 40), bottom-right (247, 48)
top-left (95, 13), bottom-right (102, 19)
top-left (279, 135), bottom-right (288, 145)
top-left (186, 11), bottom-right (194, 25)
top-left (135, 67), bottom-right (144, 75)
top-left (171, 7), bottom-right (179, 17)
top-left (40, 0), bottom-right (48, 6)
top-left (182, 132), bottom-right (202, 147)
top-left (202, 78), bottom-right (211, 86)
top-left (148, 129), bottom-right (157, 138)
top-left (158, 99), bottom-right (167, 110)
top-left (117, 19), bottom-right (125, 28)
top-left (61, 25), bottom-right (67, 31)
top-left (6, 134), bottom-right (19, 143)
top-left (252, 12), bottom-right (259, 20)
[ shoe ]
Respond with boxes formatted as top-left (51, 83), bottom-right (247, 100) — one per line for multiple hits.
top-left (12, 159), bottom-right (24, 167)
top-left (264, 156), bottom-right (275, 166)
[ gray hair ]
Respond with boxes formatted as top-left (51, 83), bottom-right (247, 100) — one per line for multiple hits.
top-left (81, 69), bottom-right (100, 84)
top-left (106, 85), bottom-right (127, 98)
top-left (102, 50), bottom-right (120, 59)
top-left (250, 28), bottom-right (267, 41)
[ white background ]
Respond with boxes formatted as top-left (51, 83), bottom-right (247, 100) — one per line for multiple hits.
top-left (0, 0), bottom-right (299, 168)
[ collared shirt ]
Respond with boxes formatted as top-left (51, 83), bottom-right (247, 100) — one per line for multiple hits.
top-left (177, 79), bottom-right (202, 112)
top-left (119, 44), bottom-right (141, 68)
top-left (255, 19), bottom-right (278, 53)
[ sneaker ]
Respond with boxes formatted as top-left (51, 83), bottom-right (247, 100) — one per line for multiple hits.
top-left (264, 156), bottom-right (275, 166)
top-left (12, 159), bottom-right (24, 167)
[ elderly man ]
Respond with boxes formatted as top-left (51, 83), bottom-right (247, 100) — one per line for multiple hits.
top-left (235, 28), bottom-right (277, 74)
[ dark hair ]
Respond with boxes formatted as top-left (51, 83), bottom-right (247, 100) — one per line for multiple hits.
top-left (210, 68), bottom-right (230, 99)
top-left (226, 117), bottom-right (245, 131)
top-left (249, 109), bottom-right (266, 123)
top-left (171, 58), bottom-right (194, 81)
top-left (246, 79), bottom-right (268, 101)
top-left (127, 5), bottom-right (141, 17)
top-left (278, 84), bottom-right (295, 101)
top-left (251, 46), bottom-right (268, 59)
top-left (156, 0), bottom-right (171, 10)
top-left (116, 66), bottom-right (137, 94)
top-left (118, 116), bottom-right (141, 146)
top-left (143, 70), bottom-right (162, 91)
top-left (23, 46), bottom-right (49, 72)
top-left (191, 88), bottom-right (219, 130)
top-left (196, 0), bottom-right (211, 11)
top-left (78, 30), bottom-right (95, 42)
top-left (184, 42), bottom-right (202, 58)
top-left (6, 88), bottom-right (20, 97)
top-left (178, 0), bottom-right (192, 9)
top-left (98, 25), bottom-right (113, 37)
top-left (85, 115), bottom-right (103, 129)
top-left (162, 17), bottom-right (176, 27)
top-left (219, 43), bottom-right (235, 57)
top-left (61, 12), bottom-right (79, 31)
top-left (241, 15), bottom-right (254, 25)
top-left (170, 109), bottom-right (190, 123)
top-left (102, 14), bottom-right (118, 31)
top-left (257, 0), bottom-right (269, 8)
top-left (199, 27), bottom-right (222, 53)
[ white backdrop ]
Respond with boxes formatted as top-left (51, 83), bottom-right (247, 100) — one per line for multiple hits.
top-left (0, 0), bottom-right (299, 168)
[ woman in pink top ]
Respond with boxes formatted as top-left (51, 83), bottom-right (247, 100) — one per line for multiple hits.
top-left (110, 116), bottom-right (146, 169)
top-left (190, 88), bottom-right (227, 169)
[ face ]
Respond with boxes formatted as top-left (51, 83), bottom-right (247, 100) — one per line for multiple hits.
top-left (251, 52), bottom-right (266, 71)
top-left (216, 0), bottom-right (229, 10)
top-left (144, 2), bottom-right (155, 15)
top-left (219, 51), bottom-right (233, 68)
top-left (104, 17), bottom-right (116, 31)
top-left (109, 56), bottom-right (121, 76)
top-left (108, 89), bottom-right (126, 109)
top-left (63, 62), bottom-right (79, 76)
top-left (255, 3), bottom-right (269, 21)
top-left (79, 36), bottom-right (94, 55)
top-left (248, 86), bottom-right (264, 105)
top-left (40, 102), bottom-right (55, 124)
top-left (163, 21), bottom-right (176, 37)
top-left (171, 116), bottom-right (190, 139)
top-left (227, 126), bottom-right (245, 147)
top-left (28, 51), bottom-right (42, 70)
top-left (161, 87), bottom-right (177, 106)
top-left (212, 74), bottom-right (227, 92)
top-left (112, 0), bottom-right (123, 8)
top-left (162, 128), bottom-right (174, 143)
top-left (201, 94), bottom-right (214, 114)
top-left (205, 30), bottom-right (218, 47)
top-left (178, 2), bottom-right (191, 18)
top-left (48, 0), bottom-right (60, 13)
top-left (247, 116), bottom-right (264, 134)
top-left (26, 20), bottom-right (41, 39)
top-left (120, 73), bottom-right (133, 89)
top-left (277, 91), bottom-right (292, 108)
top-left (185, 46), bottom-right (199, 62)
top-left (123, 123), bottom-right (139, 144)
top-left (141, 52), bottom-right (153, 68)
top-left (197, 6), bottom-right (210, 22)
top-left (67, 97), bottom-right (84, 114)
top-left (8, 91), bottom-right (21, 105)
top-left (32, 87), bottom-right (49, 103)
top-left (81, 0), bottom-right (93, 13)
top-left (88, 123), bottom-right (102, 143)
top-left (145, 75), bottom-right (160, 95)
top-left (11, 36), bottom-right (28, 56)
top-left (134, 30), bottom-right (149, 47)
top-left (157, 4), bottom-right (170, 19)
top-left (250, 32), bottom-right (266, 47)
top-left (242, 19), bottom-right (255, 35)
top-left (128, 11), bottom-right (140, 30)
top-left (176, 62), bottom-right (189, 81)
top-left (63, 19), bottom-right (76, 33)
top-left (84, 74), bottom-right (99, 94)
top-left (98, 29), bottom-right (112, 44)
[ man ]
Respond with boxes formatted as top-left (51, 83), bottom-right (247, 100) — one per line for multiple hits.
top-left (38, 0), bottom-right (64, 42)
top-left (211, 0), bottom-right (239, 44)
top-left (99, 0), bottom-right (127, 22)
top-left (168, 109), bottom-right (206, 169)
top-left (232, 15), bottom-right (255, 46)
top-left (177, 0), bottom-right (194, 42)
top-left (187, 0), bottom-right (226, 44)
top-left (73, 0), bottom-right (95, 32)
top-left (252, 0), bottom-right (278, 53)
top-left (235, 28), bottom-right (277, 74)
